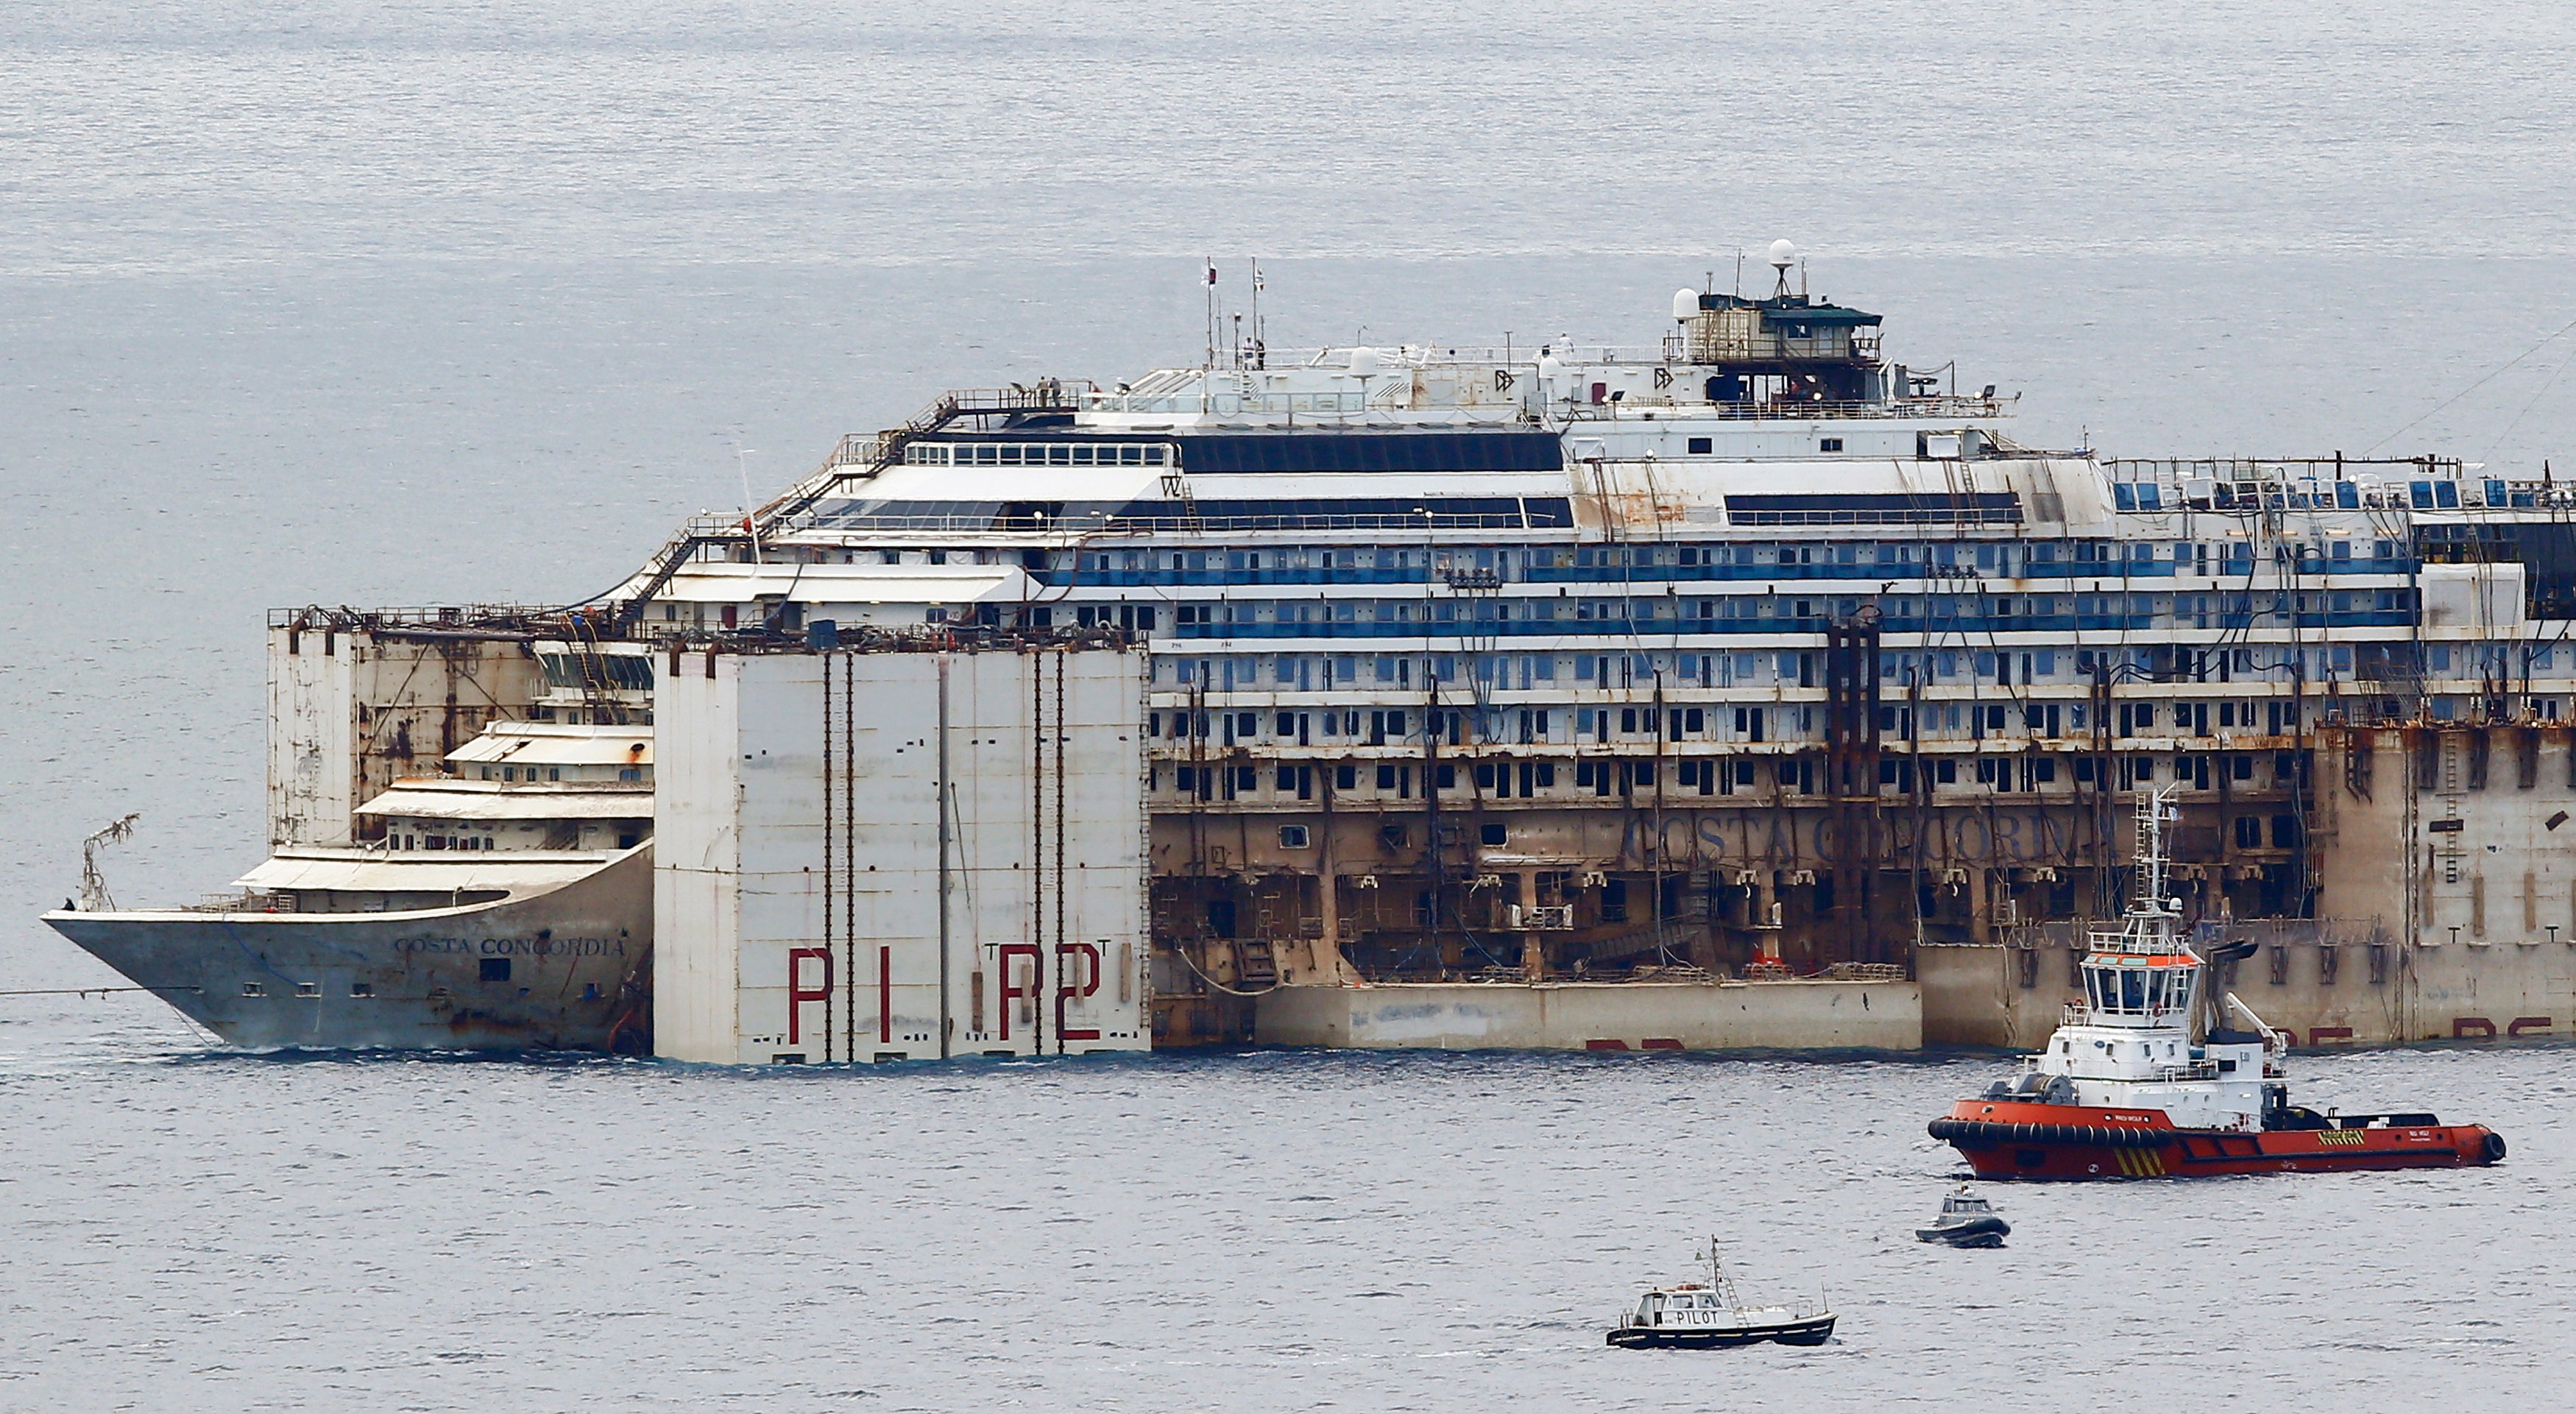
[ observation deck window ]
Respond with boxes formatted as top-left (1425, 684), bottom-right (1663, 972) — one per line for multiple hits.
top-left (911, 442), bottom-right (1169, 467)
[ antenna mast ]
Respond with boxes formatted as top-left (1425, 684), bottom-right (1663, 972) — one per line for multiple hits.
top-left (735, 448), bottom-right (762, 562)
top-left (2134, 785), bottom-right (2179, 923)
top-left (1250, 258), bottom-right (1267, 369)
top-left (1203, 259), bottom-right (1218, 370)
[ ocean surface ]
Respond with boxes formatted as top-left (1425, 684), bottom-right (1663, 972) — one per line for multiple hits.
top-left (7, 2), bottom-right (2576, 1407)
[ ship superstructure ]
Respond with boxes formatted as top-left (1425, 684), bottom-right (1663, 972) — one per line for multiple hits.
top-left (46, 248), bottom-right (2576, 1053)
top-left (604, 250), bottom-right (2567, 1047)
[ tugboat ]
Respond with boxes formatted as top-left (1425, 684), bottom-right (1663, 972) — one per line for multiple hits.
top-left (1929, 789), bottom-right (2507, 1180)
top-left (1605, 1239), bottom-right (1836, 1349)
top-left (1914, 1187), bottom-right (2010, 1248)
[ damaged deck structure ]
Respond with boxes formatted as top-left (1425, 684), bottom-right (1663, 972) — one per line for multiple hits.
top-left (47, 254), bottom-right (2576, 1054)
top-left (623, 257), bottom-right (2576, 1051)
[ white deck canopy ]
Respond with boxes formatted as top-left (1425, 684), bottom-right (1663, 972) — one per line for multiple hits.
top-left (233, 849), bottom-right (618, 894)
top-left (357, 780), bottom-right (652, 821)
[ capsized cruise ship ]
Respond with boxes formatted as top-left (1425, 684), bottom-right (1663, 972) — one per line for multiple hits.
top-left (47, 245), bottom-right (2576, 1053)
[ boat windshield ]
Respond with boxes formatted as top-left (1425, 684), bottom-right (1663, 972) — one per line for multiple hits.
top-left (2087, 961), bottom-right (2193, 1018)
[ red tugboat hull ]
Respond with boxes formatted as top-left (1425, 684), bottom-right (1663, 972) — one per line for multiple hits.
top-left (1930, 1100), bottom-right (2507, 1180)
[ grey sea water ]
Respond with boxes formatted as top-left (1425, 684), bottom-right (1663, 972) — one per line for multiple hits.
top-left (7, 2), bottom-right (2576, 1407)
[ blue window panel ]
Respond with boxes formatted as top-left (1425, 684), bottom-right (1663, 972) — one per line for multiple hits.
top-left (2113, 484), bottom-right (2137, 511)
top-left (1170, 430), bottom-right (1564, 474)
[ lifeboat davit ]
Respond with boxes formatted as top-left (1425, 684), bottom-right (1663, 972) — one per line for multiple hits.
top-left (1928, 789), bottom-right (2505, 1181)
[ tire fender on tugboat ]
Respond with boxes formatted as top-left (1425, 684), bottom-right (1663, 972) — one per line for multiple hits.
top-left (1927, 1117), bottom-right (2171, 1150)
top-left (2474, 1130), bottom-right (2508, 1164)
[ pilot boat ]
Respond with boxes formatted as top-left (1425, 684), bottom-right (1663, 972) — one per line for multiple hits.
top-left (1929, 789), bottom-right (2507, 1179)
top-left (1605, 1240), bottom-right (1835, 1349)
top-left (1914, 1187), bottom-right (2009, 1248)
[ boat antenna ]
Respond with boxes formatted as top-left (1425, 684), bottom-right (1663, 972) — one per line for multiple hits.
top-left (1203, 258), bottom-right (1219, 370)
top-left (2112, 782), bottom-right (2177, 944)
top-left (1250, 258), bottom-right (1266, 370)
top-left (78, 813), bottom-right (141, 913)
top-left (1698, 1234), bottom-right (1741, 1307)
top-left (735, 448), bottom-right (763, 563)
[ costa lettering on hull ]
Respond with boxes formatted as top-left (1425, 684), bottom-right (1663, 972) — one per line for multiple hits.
top-left (393, 936), bottom-right (628, 958)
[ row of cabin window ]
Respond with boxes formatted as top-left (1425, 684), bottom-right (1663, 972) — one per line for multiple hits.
top-left (1155, 640), bottom-right (2542, 695)
top-left (902, 442), bottom-right (1171, 467)
top-left (1166, 763), bottom-right (1556, 812)
top-left (1156, 755), bottom-right (2301, 805)
top-left (2118, 478), bottom-right (2530, 513)
top-left (1152, 590), bottom-right (2413, 630)
top-left (1157, 752), bottom-right (2305, 817)
top-left (1162, 651), bottom-right (1829, 690)
top-left (722, 537), bottom-right (2418, 581)
top-left (1147, 707), bottom-right (1822, 746)
top-left (478, 765), bottom-right (645, 782)
top-left (1153, 699), bottom-right (2325, 749)
top-left (1069, 539), bottom-right (2411, 576)
top-left (1148, 707), bottom-right (2326, 768)
top-left (1156, 628), bottom-right (2416, 693)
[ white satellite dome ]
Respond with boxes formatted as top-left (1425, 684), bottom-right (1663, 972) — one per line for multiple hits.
top-left (1347, 345), bottom-right (1381, 376)
top-left (1768, 238), bottom-right (1798, 269)
top-left (1672, 287), bottom-right (1700, 322)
